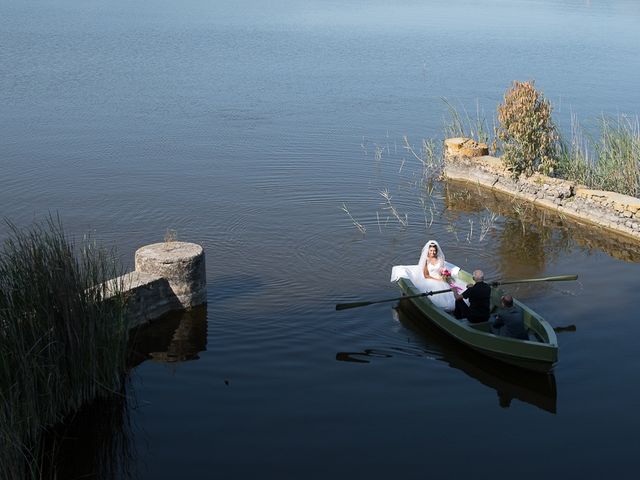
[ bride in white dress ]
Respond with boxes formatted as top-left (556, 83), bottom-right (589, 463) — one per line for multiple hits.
top-left (390, 239), bottom-right (462, 311)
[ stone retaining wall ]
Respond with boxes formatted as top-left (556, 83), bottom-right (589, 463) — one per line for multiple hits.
top-left (443, 138), bottom-right (640, 242)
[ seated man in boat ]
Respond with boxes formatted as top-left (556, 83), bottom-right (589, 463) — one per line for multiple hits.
top-left (491, 295), bottom-right (528, 340)
top-left (452, 269), bottom-right (491, 323)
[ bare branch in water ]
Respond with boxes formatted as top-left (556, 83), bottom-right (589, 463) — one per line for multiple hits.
top-left (340, 203), bottom-right (366, 234)
top-left (379, 189), bottom-right (408, 228)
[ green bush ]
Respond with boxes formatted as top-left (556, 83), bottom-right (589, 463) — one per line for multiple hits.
top-left (497, 81), bottom-right (560, 177)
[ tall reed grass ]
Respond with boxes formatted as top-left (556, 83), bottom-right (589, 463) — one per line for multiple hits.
top-left (557, 114), bottom-right (640, 197)
top-left (443, 98), bottom-right (493, 146)
top-left (0, 216), bottom-right (130, 479)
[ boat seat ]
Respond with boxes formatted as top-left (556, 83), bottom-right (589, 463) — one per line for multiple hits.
top-left (459, 318), bottom-right (492, 332)
top-left (469, 321), bottom-right (492, 332)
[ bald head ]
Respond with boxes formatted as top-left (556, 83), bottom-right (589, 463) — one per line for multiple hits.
top-left (501, 295), bottom-right (514, 307)
top-left (472, 270), bottom-right (484, 282)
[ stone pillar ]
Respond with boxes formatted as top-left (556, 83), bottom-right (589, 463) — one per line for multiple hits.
top-left (134, 242), bottom-right (207, 309)
top-left (444, 137), bottom-right (489, 158)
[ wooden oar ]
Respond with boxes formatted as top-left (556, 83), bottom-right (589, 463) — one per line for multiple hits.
top-left (336, 274), bottom-right (578, 312)
top-left (335, 288), bottom-right (453, 311)
top-left (491, 274), bottom-right (578, 286)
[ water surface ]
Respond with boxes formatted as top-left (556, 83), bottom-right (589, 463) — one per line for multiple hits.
top-left (2, 1), bottom-right (640, 478)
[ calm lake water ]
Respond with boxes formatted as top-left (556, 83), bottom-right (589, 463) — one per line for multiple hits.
top-left (2, 0), bottom-right (640, 478)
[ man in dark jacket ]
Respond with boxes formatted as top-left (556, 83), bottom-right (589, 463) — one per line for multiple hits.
top-left (452, 269), bottom-right (491, 323)
top-left (492, 294), bottom-right (528, 339)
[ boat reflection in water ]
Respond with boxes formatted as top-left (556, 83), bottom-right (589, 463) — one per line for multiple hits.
top-left (397, 299), bottom-right (557, 413)
top-left (128, 305), bottom-right (208, 367)
top-left (336, 300), bottom-right (557, 414)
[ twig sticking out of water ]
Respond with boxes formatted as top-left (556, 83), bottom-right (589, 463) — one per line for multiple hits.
top-left (340, 203), bottom-right (366, 234)
top-left (374, 145), bottom-right (383, 163)
top-left (402, 136), bottom-right (441, 172)
top-left (446, 223), bottom-right (460, 242)
top-left (379, 189), bottom-right (408, 227)
top-left (479, 210), bottom-right (498, 241)
top-left (403, 135), bottom-right (424, 164)
top-left (419, 196), bottom-right (435, 231)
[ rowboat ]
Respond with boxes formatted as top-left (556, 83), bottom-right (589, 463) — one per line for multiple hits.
top-left (391, 262), bottom-right (558, 372)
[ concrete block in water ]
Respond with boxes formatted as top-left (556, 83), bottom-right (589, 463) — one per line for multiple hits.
top-left (134, 242), bottom-right (207, 309)
top-left (120, 271), bottom-right (179, 324)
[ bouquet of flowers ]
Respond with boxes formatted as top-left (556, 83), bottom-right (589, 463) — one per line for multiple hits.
top-left (440, 268), bottom-right (452, 283)
top-left (441, 268), bottom-right (462, 293)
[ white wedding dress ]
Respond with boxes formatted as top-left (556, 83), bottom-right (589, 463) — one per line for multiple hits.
top-left (390, 240), bottom-right (467, 312)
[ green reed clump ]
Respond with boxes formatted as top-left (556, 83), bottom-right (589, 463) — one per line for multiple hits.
top-left (557, 114), bottom-right (640, 197)
top-left (443, 97), bottom-right (493, 146)
top-left (0, 216), bottom-right (129, 479)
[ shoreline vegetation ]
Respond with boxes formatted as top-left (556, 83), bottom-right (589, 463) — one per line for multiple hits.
top-left (448, 81), bottom-right (640, 198)
top-left (0, 217), bottom-right (130, 479)
top-left (342, 81), bottom-right (639, 245)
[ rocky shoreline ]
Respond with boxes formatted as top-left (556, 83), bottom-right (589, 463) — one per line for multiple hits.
top-left (443, 137), bottom-right (640, 242)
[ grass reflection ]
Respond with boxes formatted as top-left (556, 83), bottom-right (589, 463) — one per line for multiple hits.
top-left (38, 387), bottom-right (136, 480)
top-left (443, 179), bottom-right (640, 264)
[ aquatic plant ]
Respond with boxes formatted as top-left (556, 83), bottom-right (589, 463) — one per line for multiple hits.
top-left (379, 188), bottom-right (408, 228)
top-left (497, 81), bottom-right (560, 177)
top-left (557, 113), bottom-right (640, 197)
top-left (0, 216), bottom-right (130, 479)
top-left (478, 209), bottom-right (499, 241)
top-left (443, 98), bottom-right (493, 146)
top-left (340, 203), bottom-right (367, 234)
top-left (164, 228), bottom-right (178, 243)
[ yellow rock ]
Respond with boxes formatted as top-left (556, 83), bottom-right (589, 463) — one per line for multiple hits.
top-left (444, 137), bottom-right (489, 158)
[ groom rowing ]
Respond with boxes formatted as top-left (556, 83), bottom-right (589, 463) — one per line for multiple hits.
top-left (452, 269), bottom-right (491, 324)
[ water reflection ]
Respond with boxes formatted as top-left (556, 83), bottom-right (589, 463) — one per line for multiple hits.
top-left (39, 386), bottom-right (136, 480)
top-left (398, 299), bottom-right (557, 413)
top-left (35, 307), bottom-right (209, 478)
top-left (335, 349), bottom-right (393, 364)
top-left (444, 180), bottom-right (640, 264)
top-left (128, 305), bottom-right (208, 367)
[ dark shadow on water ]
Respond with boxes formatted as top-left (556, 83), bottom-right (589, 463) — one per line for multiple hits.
top-left (128, 304), bottom-right (208, 367)
top-left (396, 299), bottom-right (557, 413)
top-left (38, 306), bottom-right (210, 478)
top-left (335, 349), bottom-right (393, 363)
top-left (39, 384), bottom-right (136, 480)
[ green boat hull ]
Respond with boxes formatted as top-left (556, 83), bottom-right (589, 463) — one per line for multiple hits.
top-left (396, 273), bottom-right (558, 372)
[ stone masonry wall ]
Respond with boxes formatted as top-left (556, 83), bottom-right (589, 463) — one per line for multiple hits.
top-left (443, 138), bottom-right (640, 241)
